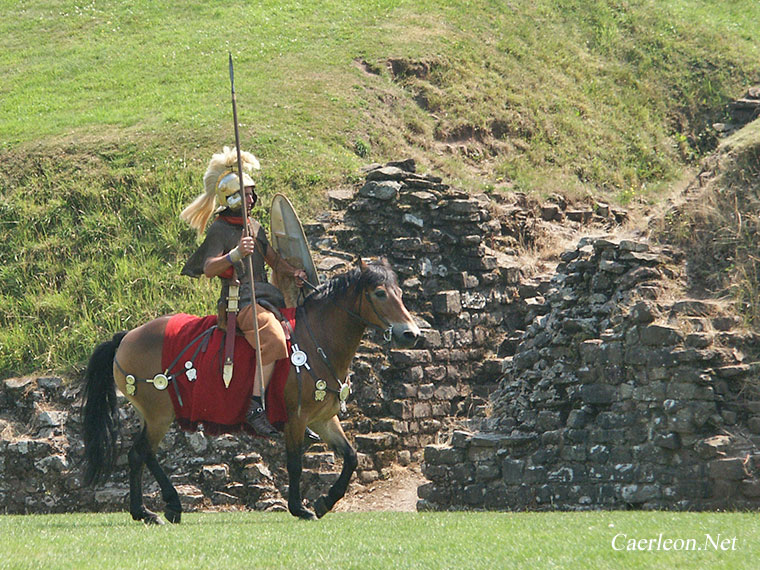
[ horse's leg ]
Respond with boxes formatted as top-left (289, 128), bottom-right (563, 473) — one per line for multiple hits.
top-left (145, 455), bottom-right (181, 523)
top-left (284, 418), bottom-right (317, 520)
top-left (144, 415), bottom-right (181, 523)
top-left (128, 413), bottom-right (180, 525)
top-left (128, 424), bottom-right (163, 525)
top-left (311, 415), bottom-right (358, 518)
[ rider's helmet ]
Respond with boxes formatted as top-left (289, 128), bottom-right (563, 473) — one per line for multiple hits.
top-left (215, 170), bottom-right (256, 210)
top-left (180, 146), bottom-right (260, 236)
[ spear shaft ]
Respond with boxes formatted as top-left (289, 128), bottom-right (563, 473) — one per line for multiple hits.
top-left (229, 52), bottom-right (266, 409)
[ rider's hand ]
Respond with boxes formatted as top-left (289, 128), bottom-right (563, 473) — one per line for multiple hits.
top-left (227, 236), bottom-right (255, 264)
top-left (237, 236), bottom-right (256, 258)
top-left (293, 269), bottom-right (308, 288)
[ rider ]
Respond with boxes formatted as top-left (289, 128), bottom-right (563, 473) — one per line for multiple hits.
top-left (180, 146), bottom-right (308, 437)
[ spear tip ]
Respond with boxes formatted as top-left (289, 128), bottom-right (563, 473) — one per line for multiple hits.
top-left (228, 52), bottom-right (235, 89)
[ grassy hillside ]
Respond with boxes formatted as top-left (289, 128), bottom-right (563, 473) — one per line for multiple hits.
top-left (1, 0), bottom-right (760, 376)
top-left (655, 119), bottom-right (760, 325)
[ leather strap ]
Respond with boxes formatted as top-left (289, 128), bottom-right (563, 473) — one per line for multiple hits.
top-left (223, 280), bottom-right (240, 387)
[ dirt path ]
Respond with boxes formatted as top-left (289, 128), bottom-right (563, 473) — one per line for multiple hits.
top-left (333, 464), bottom-right (426, 512)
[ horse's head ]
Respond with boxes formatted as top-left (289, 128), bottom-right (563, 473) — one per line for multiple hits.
top-left (356, 257), bottom-right (421, 348)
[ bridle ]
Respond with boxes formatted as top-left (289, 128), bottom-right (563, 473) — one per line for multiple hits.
top-left (300, 278), bottom-right (395, 343)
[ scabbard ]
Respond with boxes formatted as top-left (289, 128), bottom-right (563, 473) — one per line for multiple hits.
top-left (222, 281), bottom-right (240, 387)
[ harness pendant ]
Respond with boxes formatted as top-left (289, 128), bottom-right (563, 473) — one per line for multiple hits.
top-left (125, 375), bottom-right (136, 396)
top-left (314, 379), bottom-right (327, 401)
top-left (339, 380), bottom-right (350, 413)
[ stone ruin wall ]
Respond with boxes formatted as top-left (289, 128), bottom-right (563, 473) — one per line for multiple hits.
top-left (419, 238), bottom-right (760, 511)
top-left (3, 156), bottom-right (760, 514)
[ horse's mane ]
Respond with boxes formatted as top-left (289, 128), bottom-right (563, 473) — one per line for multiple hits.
top-left (303, 261), bottom-right (398, 306)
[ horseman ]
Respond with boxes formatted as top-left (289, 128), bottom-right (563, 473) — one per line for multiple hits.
top-left (180, 146), bottom-right (308, 437)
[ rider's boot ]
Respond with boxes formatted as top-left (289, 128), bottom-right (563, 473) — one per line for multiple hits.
top-left (246, 362), bottom-right (279, 437)
top-left (246, 397), bottom-right (279, 437)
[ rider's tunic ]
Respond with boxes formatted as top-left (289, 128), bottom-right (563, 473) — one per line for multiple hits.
top-left (181, 211), bottom-right (287, 365)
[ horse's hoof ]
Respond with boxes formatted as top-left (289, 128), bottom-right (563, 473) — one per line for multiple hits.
top-left (292, 507), bottom-right (317, 521)
top-left (143, 514), bottom-right (165, 526)
top-left (165, 508), bottom-right (181, 524)
top-left (314, 496), bottom-right (330, 519)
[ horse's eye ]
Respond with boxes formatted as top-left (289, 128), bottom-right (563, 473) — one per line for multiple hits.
top-left (374, 289), bottom-right (387, 299)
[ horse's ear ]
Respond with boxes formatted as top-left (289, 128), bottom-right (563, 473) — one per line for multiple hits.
top-left (357, 256), bottom-right (369, 272)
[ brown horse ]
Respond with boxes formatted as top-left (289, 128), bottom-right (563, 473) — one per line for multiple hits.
top-left (81, 258), bottom-right (420, 523)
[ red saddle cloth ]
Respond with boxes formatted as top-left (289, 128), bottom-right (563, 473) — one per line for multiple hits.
top-left (161, 310), bottom-right (295, 436)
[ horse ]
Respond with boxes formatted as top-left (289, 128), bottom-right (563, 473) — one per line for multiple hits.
top-left (81, 257), bottom-right (421, 523)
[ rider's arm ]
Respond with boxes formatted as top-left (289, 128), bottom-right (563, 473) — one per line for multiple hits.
top-left (202, 234), bottom-right (255, 279)
top-left (264, 244), bottom-right (308, 286)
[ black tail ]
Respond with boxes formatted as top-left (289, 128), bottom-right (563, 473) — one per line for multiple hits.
top-left (81, 331), bottom-right (128, 486)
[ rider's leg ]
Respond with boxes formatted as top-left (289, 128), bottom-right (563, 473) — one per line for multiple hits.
top-left (239, 304), bottom-right (285, 437)
top-left (238, 304), bottom-right (319, 441)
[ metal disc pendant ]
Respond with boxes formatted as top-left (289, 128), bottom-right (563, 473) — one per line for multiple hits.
top-left (339, 382), bottom-right (350, 402)
top-left (291, 348), bottom-right (308, 368)
top-left (151, 373), bottom-right (169, 390)
top-left (314, 379), bottom-right (327, 402)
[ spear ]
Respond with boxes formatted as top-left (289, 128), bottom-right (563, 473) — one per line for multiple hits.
top-left (229, 52), bottom-right (266, 410)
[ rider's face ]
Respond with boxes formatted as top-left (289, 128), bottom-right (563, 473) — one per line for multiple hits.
top-left (244, 186), bottom-right (256, 207)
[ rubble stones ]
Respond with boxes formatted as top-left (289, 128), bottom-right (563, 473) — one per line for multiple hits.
top-left (420, 236), bottom-right (760, 512)
top-left (7, 158), bottom-right (759, 515)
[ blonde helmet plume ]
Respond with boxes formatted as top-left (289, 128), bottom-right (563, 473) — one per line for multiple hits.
top-left (180, 146), bottom-right (260, 237)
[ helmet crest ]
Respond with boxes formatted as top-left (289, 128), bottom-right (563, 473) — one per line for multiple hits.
top-left (180, 146), bottom-right (260, 236)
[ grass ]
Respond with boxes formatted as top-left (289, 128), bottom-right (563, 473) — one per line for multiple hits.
top-left (2, 0), bottom-right (760, 376)
top-left (0, 511), bottom-right (757, 569)
top-left (653, 119), bottom-right (760, 327)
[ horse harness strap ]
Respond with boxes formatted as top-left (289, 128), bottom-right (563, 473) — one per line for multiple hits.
top-left (223, 281), bottom-right (241, 387)
top-left (291, 305), bottom-right (351, 414)
top-left (114, 325), bottom-right (216, 407)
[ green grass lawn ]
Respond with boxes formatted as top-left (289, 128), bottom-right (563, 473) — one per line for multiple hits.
top-left (0, 511), bottom-right (756, 569)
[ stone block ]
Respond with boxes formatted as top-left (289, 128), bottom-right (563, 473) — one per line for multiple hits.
top-left (355, 433), bottom-right (398, 453)
top-left (413, 402), bottom-right (432, 418)
top-left (630, 301), bottom-right (657, 324)
top-left (619, 484), bottom-right (661, 503)
top-left (389, 349), bottom-right (431, 366)
top-left (463, 483), bottom-right (486, 505)
top-left (619, 240), bottom-right (649, 252)
top-left (389, 400), bottom-right (413, 420)
top-left (432, 290), bottom-right (462, 315)
top-left (709, 458), bottom-right (749, 480)
top-left (424, 445), bottom-right (463, 465)
top-left (640, 324), bottom-right (683, 346)
top-left (475, 463), bottom-right (501, 482)
top-left (580, 384), bottom-right (617, 404)
top-left (740, 479), bottom-right (760, 498)
top-left (202, 464), bottom-right (229, 483)
top-left (417, 383), bottom-right (435, 400)
top-left (541, 203), bottom-right (560, 221)
top-left (359, 179), bottom-right (401, 200)
top-left (653, 433), bottom-right (681, 450)
top-left (502, 458), bottom-right (525, 483)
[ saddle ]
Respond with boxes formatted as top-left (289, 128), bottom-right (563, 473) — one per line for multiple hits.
top-left (161, 310), bottom-right (296, 436)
